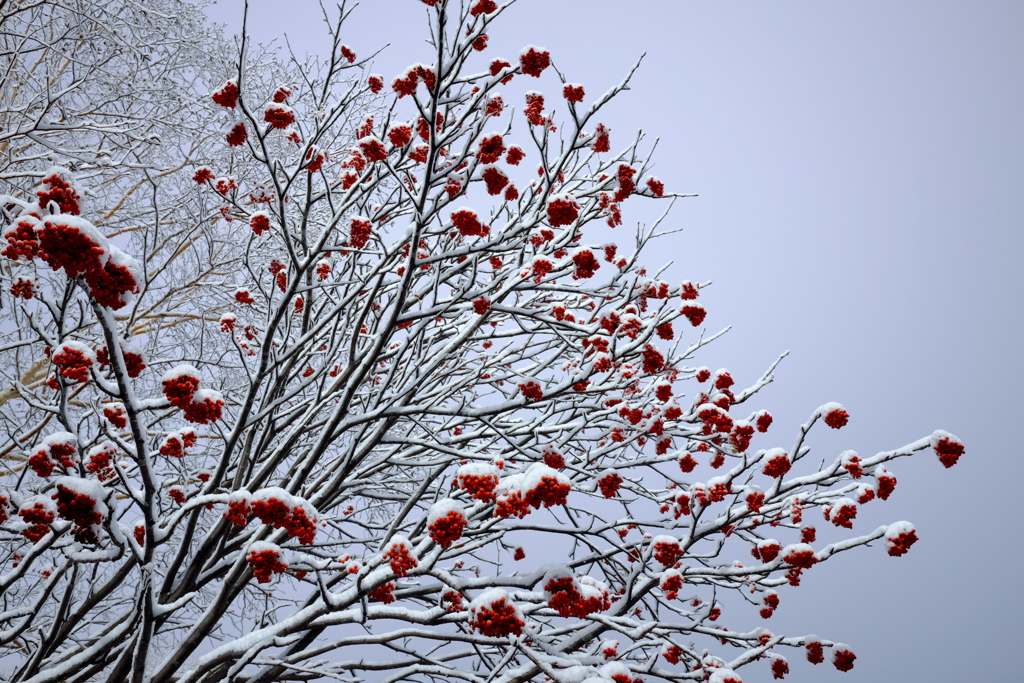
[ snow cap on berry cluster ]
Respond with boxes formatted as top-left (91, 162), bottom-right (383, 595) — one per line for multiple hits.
top-left (161, 364), bottom-right (201, 384)
top-left (42, 431), bottom-right (78, 451)
top-left (427, 497), bottom-right (465, 525)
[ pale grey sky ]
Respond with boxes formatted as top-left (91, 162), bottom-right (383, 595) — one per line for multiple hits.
top-left (205, 1), bottom-right (1024, 680)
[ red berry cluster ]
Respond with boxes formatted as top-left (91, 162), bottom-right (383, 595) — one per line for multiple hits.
top-left (544, 574), bottom-right (611, 618)
top-left (476, 134), bottom-right (505, 164)
top-left (593, 123), bottom-right (610, 153)
top-left (760, 591), bottom-right (780, 619)
top-left (30, 439), bottom-right (77, 477)
top-left (886, 528), bottom-right (918, 557)
top-left (519, 47), bottom-right (551, 78)
top-left (470, 0), bottom-right (497, 15)
top-left (224, 498), bottom-right (250, 526)
top-left (263, 106), bottom-right (295, 130)
top-left (824, 408), bottom-right (849, 429)
top-left (505, 145), bottom-right (525, 165)
top-left (473, 298), bottom-right (491, 315)
top-left (428, 510), bottom-right (466, 549)
top-left (482, 166), bottom-right (509, 195)
top-left (653, 539), bottom-right (682, 567)
top-left (934, 436), bottom-right (965, 468)
top-left (193, 167), bottom-right (215, 184)
top-left (531, 258), bottom-right (553, 282)
top-left (359, 137), bottom-right (387, 163)
top-left (24, 217), bottom-right (138, 310)
top-left (563, 84), bottom-right (584, 103)
top-left (2, 219), bottom-right (41, 260)
top-left (470, 596), bottom-right (525, 637)
top-left (54, 485), bottom-right (104, 544)
top-left (698, 406), bottom-right (733, 435)
top-left (383, 541), bottom-right (418, 577)
top-left (681, 304), bottom-right (707, 327)
top-left (542, 448), bottom-right (564, 468)
top-left (103, 404), bottom-right (127, 429)
top-left (842, 451), bottom-right (863, 478)
top-left (770, 657), bottom-right (790, 679)
top-left (369, 581), bottom-right (396, 603)
top-left (247, 548), bottom-right (288, 583)
top-left (572, 249), bottom-right (600, 279)
top-left (248, 497), bottom-right (318, 545)
top-left (518, 381), bottom-right (543, 402)
top-left (489, 59), bottom-right (513, 84)
top-left (211, 80), bottom-right (239, 108)
top-left (494, 489), bottom-right (529, 519)
top-left (783, 546), bottom-right (818, 569)
top-left (730, 423), bottom-right (754, 452)
top-left (526, 474), bottom-right (570, 509)
top-left (18, 500), bottom-right (55, 543)
top-left (524, 92), bottom-right (546, 126)
top-left (828, 501), bottom-right (857, 529)
top-left (36, 173), bottom-right (81, 215)
top-left (544, 196), bottom-right (577, 228)
top-left (250, 213), bottom-right (270, 236)
top-left (876, 468), bottom-right (897, 500)
top-left (832, 647), bottom-right (856, 672)
top-left (392, 65), bottom-right (436, 98)
top-left (661, 572), bottom-right (683, 600)
top-left (347, 218), bottom-right (373, 249)
top-left (762, 452), bottom-right (791, 478)
top-left (597, 471), bottom-right (623, 498)
top-left (388, 125), bottom-right (412, 148)
top-left (52, 343), bottom-right (93, 383)
top-left (442, 590), bottom-right (464, 612)
top-left (272, 86), bottom-right (291, 103)
top-left (161, 371), bottom-right (200, 410)
top-left (159, 430), bottom-right (197, 459)
top-left (96, 345), bottom-right (146, 378)
top-left (455, 471), bottom-right (499, 502)
top-left (451, 210), bottom-right (488, 237)
top-left (86, 444), bottom-right (117, 481)
top-left (751, 540), bottom-right (781, 563)
top-left (226, 123), bottom-right (247, 147)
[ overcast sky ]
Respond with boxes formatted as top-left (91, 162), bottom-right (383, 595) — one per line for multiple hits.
top-left (205, 1), bottom-right (1023, 680)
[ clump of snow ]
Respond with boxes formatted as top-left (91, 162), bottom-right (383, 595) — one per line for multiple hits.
top-left (427, 498), bottom-right (464, 525)
top-left (521, 462), bottom-right (569, 491)
top-left (251, 486), bottom-right (294, 507)
top-left (708, 669), bottom-right (742, 683)
top-left (161, 364), bottom-right (201, 383)
top-left (456, 462), bottom-right (500, 478)
top-left (42, 432), bottom-right (77, 449)
top-left (247, 540), bottom-right (283, 555)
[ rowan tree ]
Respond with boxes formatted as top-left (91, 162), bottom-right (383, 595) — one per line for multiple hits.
top-left (0, 2), bottom-right (964, 682)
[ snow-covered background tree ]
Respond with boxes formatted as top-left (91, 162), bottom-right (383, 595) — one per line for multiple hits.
top-left (0, 1), bottom-right (975, 682)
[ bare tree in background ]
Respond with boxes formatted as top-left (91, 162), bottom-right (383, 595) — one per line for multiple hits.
top-left (0, 2), bottom-right (965, 682)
